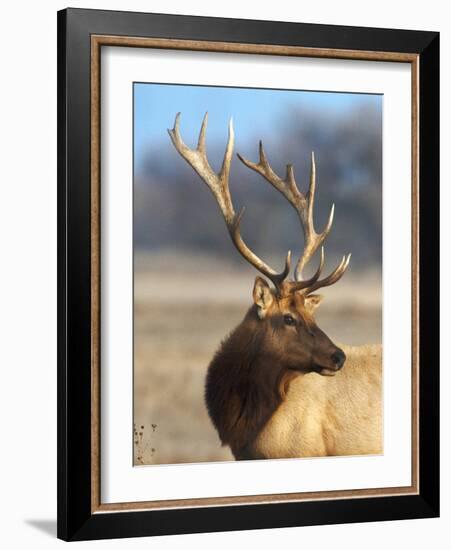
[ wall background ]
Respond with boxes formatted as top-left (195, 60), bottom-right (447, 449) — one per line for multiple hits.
top-left (0, 0), bottom-right (447, 547)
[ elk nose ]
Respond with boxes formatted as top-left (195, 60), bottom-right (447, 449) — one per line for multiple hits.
top-left (331, 350), bottom-right (346, 370)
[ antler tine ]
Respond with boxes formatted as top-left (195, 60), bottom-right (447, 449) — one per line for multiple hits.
top-left (237, 141), bottom-right (303, 205)
top-left (168, 113), bottom-right (291, 289)
top-left (303, 253), bottom-right (352, 295)
top-left (293, 152), bottom-right (335, 281)
top-left (220, 118), bottom-right (234, 186)
top-left (288, 246), bottom-right (325, 292)
top-left (168, 112), bottom-right (234, 224)
top-left (237, 147), bottom-right (350, 293)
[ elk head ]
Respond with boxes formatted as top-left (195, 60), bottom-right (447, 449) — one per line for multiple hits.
top-left (168, 113), bottom-right (351, 377)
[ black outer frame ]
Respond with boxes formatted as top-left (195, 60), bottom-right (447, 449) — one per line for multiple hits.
top-left (57, 8), bottom-right (439, 542)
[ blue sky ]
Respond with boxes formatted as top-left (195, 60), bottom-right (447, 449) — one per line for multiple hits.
top-left (133, 83), bottom-right (381, 173)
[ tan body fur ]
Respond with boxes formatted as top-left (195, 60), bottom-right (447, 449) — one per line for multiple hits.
top-left (251, 344), bottom-right (382, 459)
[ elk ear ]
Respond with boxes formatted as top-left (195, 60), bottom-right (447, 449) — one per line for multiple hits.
top-left (252, 277), bottom-right (274, 318)
top-left (304, 294), bottom-right (323, 313)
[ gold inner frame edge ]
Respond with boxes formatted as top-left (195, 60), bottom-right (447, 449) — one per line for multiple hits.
top-left (90, 34), bottom-right (420, 514)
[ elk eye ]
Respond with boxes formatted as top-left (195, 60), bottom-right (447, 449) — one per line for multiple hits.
top-left (284, 314), bottom-right (296, 326)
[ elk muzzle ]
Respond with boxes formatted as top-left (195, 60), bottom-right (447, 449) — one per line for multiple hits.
top-left (312, 344), bottom-right (346, 377)
top-left (331, 349), bottom-right (346, 369)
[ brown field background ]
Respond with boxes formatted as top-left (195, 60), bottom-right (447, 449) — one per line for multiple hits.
top-left (133, 251), bottom-right (382, 466)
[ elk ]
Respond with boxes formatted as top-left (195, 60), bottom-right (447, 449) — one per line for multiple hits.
top-left (168, 113), bottom-right (382, 460)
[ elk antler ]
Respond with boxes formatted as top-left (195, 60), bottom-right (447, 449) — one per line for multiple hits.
top-left (237, 145), bottom-right (351, 294)
top-left (168, 113), bottom-right (291, 289)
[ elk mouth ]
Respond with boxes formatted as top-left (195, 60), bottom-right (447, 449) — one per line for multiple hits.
top-left (311, 364), bottom-right (342, 377)
top-left (288, 364), bottom-right (341, 376)
top-left (310, 349), bottom-right (346, 376)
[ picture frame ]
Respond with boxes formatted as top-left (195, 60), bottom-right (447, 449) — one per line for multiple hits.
top-left (57, 7), bottom-right (439, 541)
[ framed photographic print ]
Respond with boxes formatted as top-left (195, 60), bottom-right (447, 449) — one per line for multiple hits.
top-left (57, 8), bottom-right (439, 541)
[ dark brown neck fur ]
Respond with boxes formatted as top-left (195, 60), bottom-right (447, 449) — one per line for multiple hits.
top-left (205, 306), bottom-right (291, 459)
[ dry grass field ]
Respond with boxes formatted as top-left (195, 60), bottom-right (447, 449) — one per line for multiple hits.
top-left (133, 252), bottom-right (382, 466)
